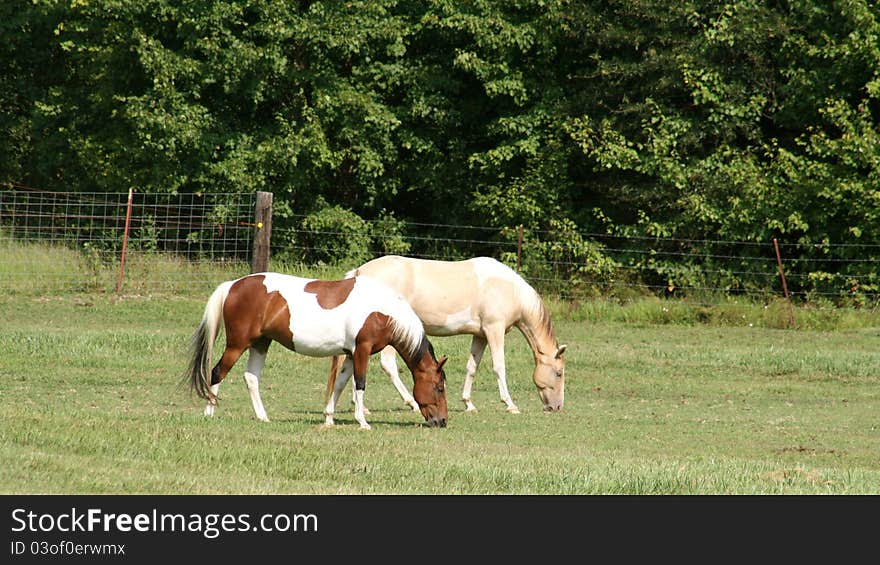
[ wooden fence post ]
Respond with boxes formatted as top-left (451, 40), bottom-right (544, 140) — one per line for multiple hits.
top-left (251, 191), bottom-right (273, 273)
top-left (772, 238), bottom-right (795, 328)
top-left (116, 188), bottom-right (134, 294)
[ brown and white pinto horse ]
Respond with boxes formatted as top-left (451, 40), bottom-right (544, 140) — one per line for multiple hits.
top-left (332, 256), bottom-right (566, 414)
top-left (186, 272), bottom-right (448, 428)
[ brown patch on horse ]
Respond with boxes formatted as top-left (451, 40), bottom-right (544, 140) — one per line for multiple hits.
top-left (304, 278), bottom-right (356, 309)
top-left (354, 312), bottom-right (394, 355)
top-left (224, 275), bottom-right (295, 351)
top-left (351, 312), bottom-right (396, 391)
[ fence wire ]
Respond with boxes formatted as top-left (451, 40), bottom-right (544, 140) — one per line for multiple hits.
top-left (0, 189), bottom-right (255, 294)
top-left (1, 188), bottom-right (878, 308)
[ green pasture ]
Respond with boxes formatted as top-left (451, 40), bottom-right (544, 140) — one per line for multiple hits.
top-left (1, 291), bottom-right (878, 494)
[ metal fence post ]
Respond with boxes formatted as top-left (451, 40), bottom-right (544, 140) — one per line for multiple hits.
top-left (251, 191), bottom-right (273, 273)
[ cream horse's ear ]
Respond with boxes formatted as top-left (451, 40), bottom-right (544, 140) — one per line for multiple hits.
top-left (555, 345), bottom-right (567, 358)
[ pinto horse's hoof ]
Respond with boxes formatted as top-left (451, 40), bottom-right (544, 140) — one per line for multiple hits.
top-left (506, 405), bottom-right (521, 414)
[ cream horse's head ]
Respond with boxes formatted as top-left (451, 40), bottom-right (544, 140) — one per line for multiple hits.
top-left (533, 344), bottom-right (566, 411)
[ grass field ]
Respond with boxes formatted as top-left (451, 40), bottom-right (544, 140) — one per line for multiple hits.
top-left (1, 291), bottom-right (878, 494)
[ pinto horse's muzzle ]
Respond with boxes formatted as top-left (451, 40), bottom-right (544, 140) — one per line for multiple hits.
top-left (424, 416), bottom-right (447, 428)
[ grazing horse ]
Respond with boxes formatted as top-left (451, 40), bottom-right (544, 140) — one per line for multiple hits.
top-left (186, 272), bottom-right (449, 428)
top-left (331, 256), bottom-right (566, 414)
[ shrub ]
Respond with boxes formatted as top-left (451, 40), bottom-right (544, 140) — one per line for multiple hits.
top-left (296, 205), bottom-right (372, 267)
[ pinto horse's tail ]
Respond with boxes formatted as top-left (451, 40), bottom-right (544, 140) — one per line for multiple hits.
top-left (186, 281), bottom-right (233, 402)
top-left (325, 354), bottom-right (346, 404)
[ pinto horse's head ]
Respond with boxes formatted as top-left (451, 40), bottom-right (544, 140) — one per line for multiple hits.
top-left (412, 343), bottom-right (448, 427)
top-left (533, 345), bottom-right (566, 412)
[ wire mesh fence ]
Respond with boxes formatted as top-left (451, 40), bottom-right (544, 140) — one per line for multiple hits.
top-left (272, 215), bottom-right (880, 310)
top-left (1, 188), bottom-right (878, 312)
top-left (0, 188), bottom-right (256, 294)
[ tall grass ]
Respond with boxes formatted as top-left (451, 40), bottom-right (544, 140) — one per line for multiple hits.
top-left (0, 238), bottom-right (250, 295)
top-left (1, 237), bottom-right (878, 330)
top-left (546, 294), bottom-right (880, 331)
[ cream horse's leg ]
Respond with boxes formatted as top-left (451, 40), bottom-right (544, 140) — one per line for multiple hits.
top-left (484, 324), bottom-right (520, 414)
top-left (379, 346), bottom-right (420, 411)
top-left (349, 346), bottom-right (419, 413)
top-left (461, 335), bottom-right (487, 412)
top-left (324, 356), bottom-right (354, 426)
top-left (243, 345), bottom-right (270, 422)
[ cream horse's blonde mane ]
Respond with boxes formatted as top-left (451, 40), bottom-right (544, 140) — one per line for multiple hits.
top-left (506, 267), bottom-right (559, 355)
top-left (524, 289), bottom-right (557, 347)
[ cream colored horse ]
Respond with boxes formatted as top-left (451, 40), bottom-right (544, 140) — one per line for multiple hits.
top-left (331, 256), bottom-right (566, 413)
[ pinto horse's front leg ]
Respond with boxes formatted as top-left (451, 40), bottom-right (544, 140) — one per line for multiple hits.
top-left (351, 346), bottom-right (372, 430)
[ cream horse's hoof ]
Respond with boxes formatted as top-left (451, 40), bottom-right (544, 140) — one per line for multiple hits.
top-left (505, 404), bottom-right (521, 414)
top-left (463, 399), bottom-right (478, 412)
top-left (406, 399), bottom-right (420, 412)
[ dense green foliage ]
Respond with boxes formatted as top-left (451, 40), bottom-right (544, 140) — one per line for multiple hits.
top-left (2, 1), bottom-right (879, 299)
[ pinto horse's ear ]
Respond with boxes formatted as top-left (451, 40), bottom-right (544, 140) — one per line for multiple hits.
top-left (555, 345), bottom-right (567, 359)
top-left (438, 356), bottom-right (448, 369)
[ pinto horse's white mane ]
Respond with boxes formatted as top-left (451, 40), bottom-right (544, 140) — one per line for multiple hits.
top-left (351, 275), bottom-right (427, 361)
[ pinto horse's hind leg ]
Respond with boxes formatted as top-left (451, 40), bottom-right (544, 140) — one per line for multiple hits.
top-left (204, 384), bottom-right (221, 417)
top-left (324, 356), bottom-right (354, 427)
top-left (204, 346), bottom-right (246, 417)
top-left (244, 338), bottom-right (271, 422)
top-left (379, 346), bottom-right (420, 412)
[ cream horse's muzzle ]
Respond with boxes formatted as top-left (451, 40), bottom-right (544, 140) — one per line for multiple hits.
top-left (539, 388), bottom-right (564, 412)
